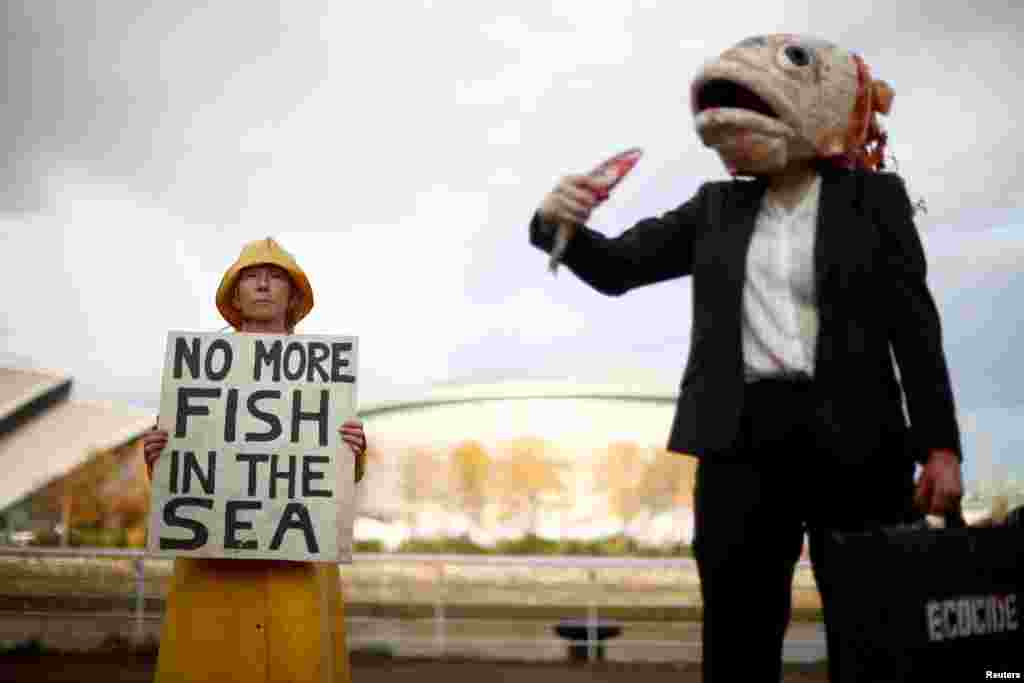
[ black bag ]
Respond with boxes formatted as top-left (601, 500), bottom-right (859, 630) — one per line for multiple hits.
top-left (826, 512), bottom-right (1024, 682)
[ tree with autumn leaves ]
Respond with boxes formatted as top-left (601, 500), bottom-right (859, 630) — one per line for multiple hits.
top-left (397, 437), bottom-right (565, 536)
top-left (398, 445), bottom-right (448, 534)
top-left (448, 440), bottom-right (492, 524)
top-left (397, 437), bottom-right (692, 540)
top-left (594, 442), bottom-right (696, 531)
top-left (31, 440), bottom-right (150, 547)
top-left (593, 441), bottom-right (647, 531)
top-left (639, 448), bottom-right (697, 515)
top-left (489, 436), bottom-right (565, 535)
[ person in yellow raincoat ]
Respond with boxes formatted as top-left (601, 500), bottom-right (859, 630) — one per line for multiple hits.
top-left (142, 237), bottom-right (367, 683)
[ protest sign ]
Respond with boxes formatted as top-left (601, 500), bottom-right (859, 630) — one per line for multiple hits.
top-left (147, 331), bottom-right (358, 562)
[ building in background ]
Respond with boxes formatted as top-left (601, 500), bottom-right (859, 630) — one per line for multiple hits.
top-left (0, 367), bottom-right (154, 546)
top-left (355, 379), bottom-right (697, 551)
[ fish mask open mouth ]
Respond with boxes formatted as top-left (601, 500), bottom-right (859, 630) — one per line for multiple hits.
top-left (691, 67), bottom-right (798, 162)
top-left (695, 79), bottom-right (779, 119)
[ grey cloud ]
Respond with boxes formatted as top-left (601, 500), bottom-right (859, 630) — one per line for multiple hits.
top-left (935, 254), bottom-right (1024, 411)
top-left (2, 2), bottom-right (327, 218)
top-left (792, 0), bottom-right (1024, 50)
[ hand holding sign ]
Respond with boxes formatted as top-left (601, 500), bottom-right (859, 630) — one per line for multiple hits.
top-left (339, 420), bottom-right (369, 484)
top-left (540, 148), bottom-right (643, 274)
top-left (142, 424), bottom-right (168, 480)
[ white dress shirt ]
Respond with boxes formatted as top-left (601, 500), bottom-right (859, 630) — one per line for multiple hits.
top-left (742, 174), bottom-right (821, 382)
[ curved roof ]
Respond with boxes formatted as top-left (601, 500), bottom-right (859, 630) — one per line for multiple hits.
top-left (0, 368), bottom-right (155, 512)
top-left (360, 378), bottom-right (679, 418)
top-left (0, 367), bottom-right (71, 433)
top-left (357, 378), bottom-right (683, 453)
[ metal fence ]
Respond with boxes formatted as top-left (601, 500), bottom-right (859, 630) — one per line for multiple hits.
top-left (0, 547), bottom-right (824, 663)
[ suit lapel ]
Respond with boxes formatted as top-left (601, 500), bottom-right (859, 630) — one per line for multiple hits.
top-left (813, 167), bottom-right (861, 387)
top-left (694, 177), bottom-right (764, 385)
top-left (720, 178), bottom-right (766, 305)
top-left (815, 168), bottom-right (856, 306)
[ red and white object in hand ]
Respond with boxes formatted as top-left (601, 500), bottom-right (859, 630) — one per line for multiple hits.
top-left (549, 147), bottom-right (644, 274)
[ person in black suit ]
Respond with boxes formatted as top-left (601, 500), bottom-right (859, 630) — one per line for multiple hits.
top-left (529, 35), bottom-right (964, 681)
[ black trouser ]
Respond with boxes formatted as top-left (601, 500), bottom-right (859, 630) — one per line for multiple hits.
top-left (692, 378), bottom-right (919, 682)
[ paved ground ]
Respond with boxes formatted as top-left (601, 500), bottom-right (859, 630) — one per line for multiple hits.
top-left (0, 652), bottom-right (831, 683)
top-left (0, 609), bottom-right (828, 664)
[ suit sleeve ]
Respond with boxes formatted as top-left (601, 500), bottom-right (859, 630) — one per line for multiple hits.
top-left (529, 183), bottom-right (710, 296)
top-left (877, 173), bottom-right (963, 462)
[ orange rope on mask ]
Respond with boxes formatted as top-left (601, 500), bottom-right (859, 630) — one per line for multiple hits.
top-left (840, 54), bottom-right (894, 171)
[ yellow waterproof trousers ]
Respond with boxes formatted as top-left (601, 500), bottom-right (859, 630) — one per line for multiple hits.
top-left (154, 558), bottom-right (350, 683)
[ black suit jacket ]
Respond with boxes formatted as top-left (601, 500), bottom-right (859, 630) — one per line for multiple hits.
top-left (530, 167), bottom-right (962, 466)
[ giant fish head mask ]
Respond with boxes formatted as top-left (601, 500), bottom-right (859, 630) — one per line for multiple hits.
top-left (691, 34), bottom-right (894, 176)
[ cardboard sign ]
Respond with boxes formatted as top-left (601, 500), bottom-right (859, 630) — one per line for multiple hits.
top-left (147, 331), bottom-right (358, 563)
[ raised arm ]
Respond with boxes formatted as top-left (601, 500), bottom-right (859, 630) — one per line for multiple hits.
top-left (530, 177), bottom-right (711, 296)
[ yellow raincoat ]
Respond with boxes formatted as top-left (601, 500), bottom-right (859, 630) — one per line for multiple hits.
top-left (154, 558), bottom-right (351, 683)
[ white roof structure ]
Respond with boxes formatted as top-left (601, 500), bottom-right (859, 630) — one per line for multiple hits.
top-left (360, 378), bottom-right (680, 452)
top-left (353, 378), bottom-right (688, 526)
top-left (0, 368), bottom-right (155, 512)
top-left (362, 377), bottom-right (679, 416)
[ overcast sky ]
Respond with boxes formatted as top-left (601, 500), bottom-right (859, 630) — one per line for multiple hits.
top-left (2, 1), bottom-right (1022, 485)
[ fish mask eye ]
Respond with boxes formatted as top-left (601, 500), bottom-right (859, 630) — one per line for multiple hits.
top-left (781, 44), bottom-right (814, 67)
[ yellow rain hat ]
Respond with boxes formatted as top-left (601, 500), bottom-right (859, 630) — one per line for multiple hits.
top-left (215, 237), bottom-right (314, 330)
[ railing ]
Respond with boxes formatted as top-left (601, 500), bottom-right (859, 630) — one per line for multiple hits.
top-left (0, 547), bottom-right (823, 663)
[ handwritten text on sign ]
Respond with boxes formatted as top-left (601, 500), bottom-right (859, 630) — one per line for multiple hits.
top-left (147, 332), bottom-right (358, 562)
